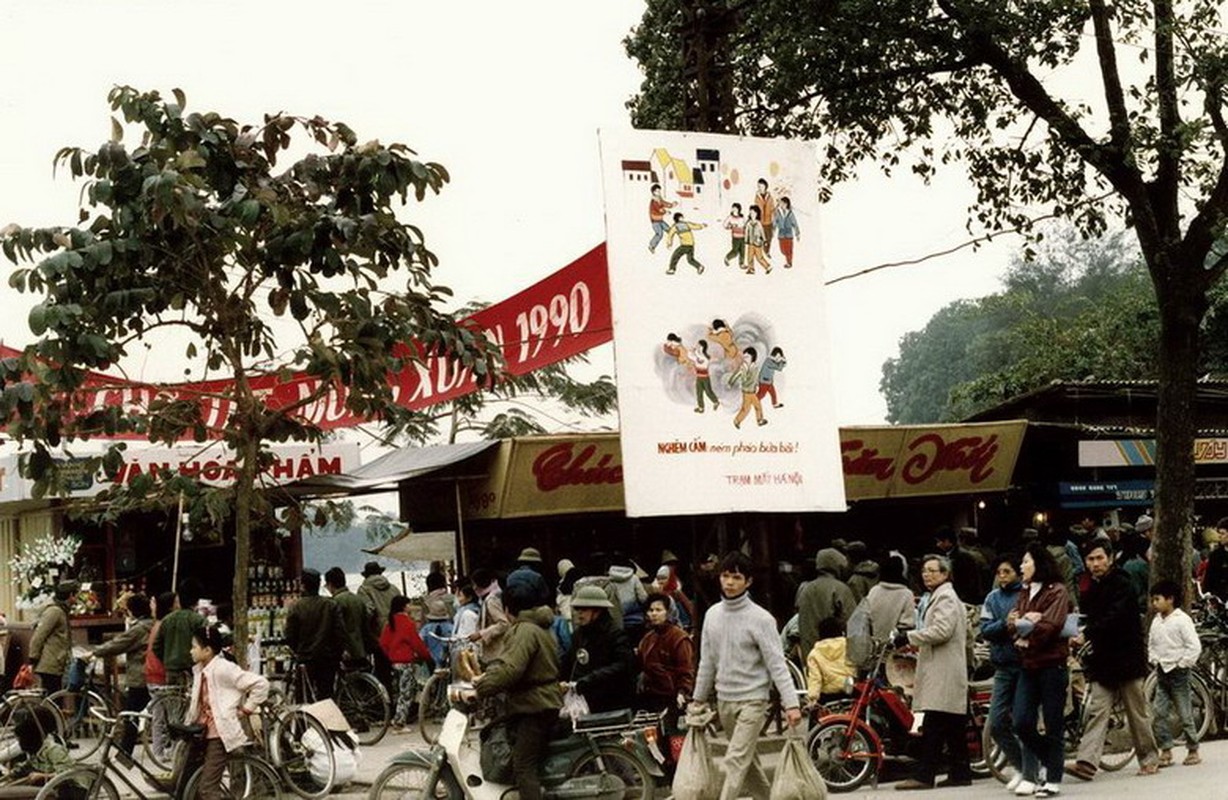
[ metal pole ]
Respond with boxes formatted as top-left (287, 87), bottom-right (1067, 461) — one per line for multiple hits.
top-left (454, 481), bottom-right (468, 576)
top-left (171, 493), bottom-right (185, 593)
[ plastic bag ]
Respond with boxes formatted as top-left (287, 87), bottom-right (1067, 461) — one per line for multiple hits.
top-left (559, 686), bottom-right (590, 722)
top-left (300, 728), bottom-right (361, 786)
top-left (12, 664), bottom-right (35, 690)
top-left (479, 720), bottom-right (514, 784)
top-left (671, 705), bottom-right (721, 800)
top-left (769, 730), bottom-right (828, 799)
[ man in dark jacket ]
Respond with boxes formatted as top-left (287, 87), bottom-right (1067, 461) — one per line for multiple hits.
top-left (88, 593), bottom-right (155, 757)
top-left (324, 567), bottom-right (369, 665)
top-left (286, 568), bottom-right (342, 700)
top-left (472, 580), bottom-right (563, 800)
top-left (152, 582), bottom-right (205, 686)
top-left (564, 585), bottom-right (636, 712)
top-left (797, 548), bottom-right (856, 659)
top-left (978, 555), bottom-right (1032, 790)
top-left (1065, 538), bottom-right (1160, 781)
top-left (1203, 518), bottom-right (1228, 599)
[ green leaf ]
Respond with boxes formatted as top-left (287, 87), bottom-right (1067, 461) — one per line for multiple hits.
top-left (28, 304), bottom-right (48, 335)
top-left (110, 117), bottom-right (123, 143)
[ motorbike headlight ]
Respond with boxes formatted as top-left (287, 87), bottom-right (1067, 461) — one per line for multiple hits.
top-left (843, 676), bottom-right (856, 695)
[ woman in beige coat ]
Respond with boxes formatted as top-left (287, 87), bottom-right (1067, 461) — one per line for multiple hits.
top-left (894, 554), bottom-right (970, 790)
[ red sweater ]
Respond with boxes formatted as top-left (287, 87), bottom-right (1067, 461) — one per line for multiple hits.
top-left (379, 613), bottom-right (432, 665)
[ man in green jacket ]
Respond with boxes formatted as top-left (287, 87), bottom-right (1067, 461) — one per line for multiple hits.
top-left (152, 584), bottom-right (205, 686)
top-left (472, 581), bottom-right (562, 800)
top-left (87, 593), bottom-right (154, 757)
top-left (325, 567), bottom-right (369, 665)
top-left (285, 569), bottom-right (342, 700)
top-left (29, 582), bottom-right (75, 693)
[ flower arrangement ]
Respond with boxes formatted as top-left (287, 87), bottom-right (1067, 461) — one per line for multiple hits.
top-left (71, 584), bottom-right (101, 616)
top-left (9, 535), bottom-right (81, 612)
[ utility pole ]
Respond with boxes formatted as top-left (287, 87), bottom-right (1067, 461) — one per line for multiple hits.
top-left (678, 0), bottom-right (740, 134)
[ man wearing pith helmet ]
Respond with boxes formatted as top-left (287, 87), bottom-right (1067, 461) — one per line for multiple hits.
top-left (508, 546), bottom-right (552, 609)
top-left (562, 585), bottom-right (636, 713)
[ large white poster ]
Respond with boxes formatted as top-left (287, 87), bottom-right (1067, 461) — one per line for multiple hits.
top-left (599, 129), bottom-right (845, 516)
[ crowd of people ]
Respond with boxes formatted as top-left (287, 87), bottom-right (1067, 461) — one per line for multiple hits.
top-left (22, 510), bottom-right (1228, 799)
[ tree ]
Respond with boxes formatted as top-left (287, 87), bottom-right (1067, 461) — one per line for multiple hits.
top-left (881, 226), bottom-right (1187, 422)
top-left (0, 87), bottom-right (496, 658)
top-left (627, 0), bottom-right (1228, 592)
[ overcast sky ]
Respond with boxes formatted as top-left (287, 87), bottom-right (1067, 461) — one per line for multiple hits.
top-left (0, 0), bottom-right (1017, 446)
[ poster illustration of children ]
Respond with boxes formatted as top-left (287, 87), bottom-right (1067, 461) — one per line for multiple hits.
top-left (665, 212), bottom-right (707, 275)
top-left (723, 203), bottom-right (746, 268)
top-left (708, 319), bottom-right (739, 362)
top-left (743, 205), bottom-right (772, 274)
top-left (757, 347), bottom-right (787, 408)
top-left (692, 339), bottom-right (719, 413)
top-left (727, 346), bottom-right (767, 429)
top-left (773, 197), bottom-right (799, 269)
top-left (755, 178), bottom-right (777, 255)
top-left (647, 183), bottom-right (676, 254)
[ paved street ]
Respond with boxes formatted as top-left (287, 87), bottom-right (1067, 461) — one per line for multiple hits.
top-left (336, 727), bottom-right (1228, 799)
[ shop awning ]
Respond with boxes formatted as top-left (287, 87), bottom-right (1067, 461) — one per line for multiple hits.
top-left (282, 440), bottom-right (499, 497)
top-left (363, 528), bottom-right (457, 563)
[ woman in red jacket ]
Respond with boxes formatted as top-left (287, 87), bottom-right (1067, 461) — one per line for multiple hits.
top-left (636, 593), bottom-right (695, 725)
top-left (379, 595), bottom-right (432, 730)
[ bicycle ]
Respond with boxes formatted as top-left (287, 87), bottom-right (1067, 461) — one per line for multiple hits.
top-left (264, 671), bottom-right (340, 800)
top-left (417, 633), bottom-right (489, 745)
top-left (140, 684), bottom-right (191, 772)
top-left (285, 660), bottom-right (390, 746)
top-left (32, 709), bottom-right (281, 800)
top-left (45, 658), bottom-right (114, 762)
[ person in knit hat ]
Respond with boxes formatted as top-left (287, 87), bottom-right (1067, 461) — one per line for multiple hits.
top-left (692, 551), bottom-right (800, 800)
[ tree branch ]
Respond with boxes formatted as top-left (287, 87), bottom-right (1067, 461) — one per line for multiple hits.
top-left (1087, 0), bottom-right (1132, 155)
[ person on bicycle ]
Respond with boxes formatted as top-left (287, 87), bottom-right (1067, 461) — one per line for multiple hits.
top-left (285, 568), bottom-right (343, 700)
top-left (692, 551), bottom-right (800, 800)
top-left (470, 580), bottom-right (563, 800)
top-left (893, 553), bottom-right (973, 791)
top-left (186, 624), bottom-right (270, 800)
top-left (85, 592), bottom-right (154, 759)
top-left (324, 567), bottom-right (369, 666)
top-left (1066, 537), bottom-right (1161, 782)
top-left (564, 584), bottom-right (636, 713)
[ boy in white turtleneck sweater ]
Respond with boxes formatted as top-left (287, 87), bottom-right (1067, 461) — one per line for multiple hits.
top-left (693, 551), bottom-right (801, 800)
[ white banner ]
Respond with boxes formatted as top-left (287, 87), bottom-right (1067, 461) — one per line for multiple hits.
top-left (598, 129), bottom-right (845, 516)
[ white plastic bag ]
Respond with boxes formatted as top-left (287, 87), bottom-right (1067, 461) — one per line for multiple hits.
top-left (560, 686), bottom-right (590, 722)
top-left (671, 704), bottom-right (722, 800)
top-left (301, 728), bottom-right (360, 786)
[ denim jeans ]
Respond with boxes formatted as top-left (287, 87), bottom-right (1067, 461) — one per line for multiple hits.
top-left (991, 664), bottom-right (1037, 778)
top-left (1014, 665), bottom-right (1068, 783)
top-left (1153, 667), bottom-right (1199, 751)
top-left (649, 220), bottom-right (668, 251)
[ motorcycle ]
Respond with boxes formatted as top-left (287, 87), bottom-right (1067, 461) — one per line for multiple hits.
top-left (368, 682), bottom-right (662, 799)
top-left (807, 640), bottom-right (994, 792)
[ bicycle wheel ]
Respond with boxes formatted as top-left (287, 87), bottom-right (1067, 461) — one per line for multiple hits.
top-left (568, 745), bottom-right (655, 800)
top-left (807, 720), bottom-right (876, 792)
top-left (981, 720), bottom-right (1011, 783)
top-left (46, 689), bottom-right (111, 761)
top-left (369, 762), bottom-right (463, 800)
top-left (141, 689), bottom-right (190, 770)
top-left (184, 753), bottom-right (282, 800)
top-left (33, 766), bottom-right (119, 800)
top-left (1144, 669), bottom-right (1214, 743)
top-left (1097, 697), bottom-right (1136, 771)
top-left (269, 708), bottom-right (335, 799)
top-left (417, 673), bottom-right (450, 745)
top-left (336, 671), bottom-right (390, 746)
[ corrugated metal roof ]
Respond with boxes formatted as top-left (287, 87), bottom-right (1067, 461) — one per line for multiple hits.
top-left (283, 439), bottom-right (499, 495)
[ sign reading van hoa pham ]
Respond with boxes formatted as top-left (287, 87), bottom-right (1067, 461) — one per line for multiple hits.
top-left (0, 443), bottom-right (359, 504)
top-left (840, 421), bottom-right (1026, 499)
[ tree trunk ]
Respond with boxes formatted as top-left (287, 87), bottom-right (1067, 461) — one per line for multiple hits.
top-left (232, 432), bottom-right (257, 668)
top-left (1152, 271), bottom-right (1207, 601)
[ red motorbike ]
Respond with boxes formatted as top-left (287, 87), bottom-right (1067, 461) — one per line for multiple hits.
top-left (807, 640), bottom-right (993, 792)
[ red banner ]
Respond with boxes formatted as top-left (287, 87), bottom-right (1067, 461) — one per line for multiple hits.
top-left (1, 244), bottom-right (613, 436)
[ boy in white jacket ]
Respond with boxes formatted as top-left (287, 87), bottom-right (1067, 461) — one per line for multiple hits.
top-left (1147, 579), bottom-right (1202, 766)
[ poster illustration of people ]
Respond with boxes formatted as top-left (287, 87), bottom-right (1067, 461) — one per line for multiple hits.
top-left (598, 129), bottom-right (846, 516)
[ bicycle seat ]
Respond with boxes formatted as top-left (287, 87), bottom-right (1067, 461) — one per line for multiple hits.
top-left (573, 709), bottom-right (633, 730)
top-left (168, 721), bottom-right (206, 741)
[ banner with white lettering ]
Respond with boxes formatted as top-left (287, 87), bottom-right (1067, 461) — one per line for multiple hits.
top-left (0, 442), bottom-right (359, 503)
top-left (598, 130), bottom-right (845, 515)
